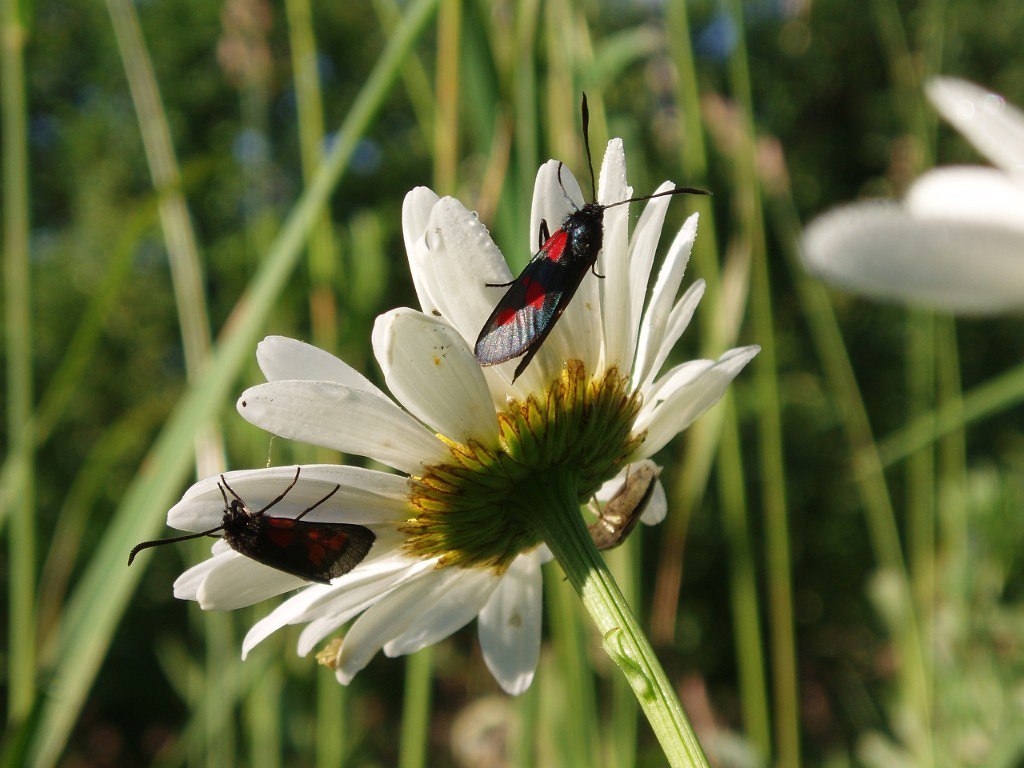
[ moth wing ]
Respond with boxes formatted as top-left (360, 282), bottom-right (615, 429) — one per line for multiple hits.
top-left (254, 519), bottom-right (376, 584)
top-left (474, 255), bottom-right (569, 366)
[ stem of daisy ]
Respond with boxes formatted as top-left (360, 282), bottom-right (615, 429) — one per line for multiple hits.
top-left (523, 471), bottom-right (711, 768)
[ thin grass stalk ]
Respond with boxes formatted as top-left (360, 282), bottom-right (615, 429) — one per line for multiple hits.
top-left (934, 316), bottom-right (966, 543)
top-left (933, 319), bottom-right (968, 629)
top-left (248, 663), bottom-right (283, 768)
top-left (398, 647), bottom-right (434, 768)
top-left (316, 664), bottom-right (347, 768)
top-left (286, 0), bottom-right (342, 355)
top-left (434, 0), bottom-right (460, 195)
top-left (904, 312), bottom-right (936, 766)
top-left (28, 3), bottom-right (439, 762)
top-left (2, 0), bottom-right (36, 725)
top-left (512, 0), bottom-right (541, 258)
top-left (543, 0), bottom-right (584, 170)
top-left (372, 0), bottom-right (434, 145)
top-left (105, 0), bottom-right (224, 479)
top-left (513, 676), bottom-right (538, 768)
top-left (722, 2), bottom-right (799, 764)
top-left (205, 613), bottom-right (238, 767)
top-left (545, 568), bottom-right (600, 768)
top-left (717, 400), bottom-right (771, 759)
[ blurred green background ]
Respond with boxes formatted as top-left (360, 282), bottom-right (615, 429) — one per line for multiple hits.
top-left (3, 0), bottom-right (1024, 765)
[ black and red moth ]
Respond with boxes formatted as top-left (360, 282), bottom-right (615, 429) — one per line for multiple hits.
top-left (474, 95), bottom-right (709, 381)
top-left (588, 463), bottom-right (659, 551)
top-left (128, 468), bottom-right (375, 584)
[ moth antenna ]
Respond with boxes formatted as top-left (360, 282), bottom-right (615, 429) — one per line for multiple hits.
top-left (255, 466), bottom-right (302, 515)
top-left (581, 93), bottom-right (597, 201)
top-left (555, 162), bottom-right (577, 211)
top-left (220, 467), bottom-right (302, 518)
top-left (127, 525), bottom-right (224, 566)
top-left (602, 186), bottom-right (711, 211)
top-left (293, 484), bottom-right (342, 522)
top-left (219, 475), bottom-right (244, 512)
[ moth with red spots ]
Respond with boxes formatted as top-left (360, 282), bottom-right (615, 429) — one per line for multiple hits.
top-left (128, 468), bottom-right (375, 584)
top-left (474, 95), bottom-right (709, 381)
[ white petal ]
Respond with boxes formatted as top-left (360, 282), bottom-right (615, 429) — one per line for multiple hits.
top-left (237, 381), bottom-right (449, 474)
top-left (382, 568), bottom-right (498, 657)
top-left (336, 568), bottom-right (466, 684)
top-left (372, 309), bottom-right (498, 445)
top-left (801, 201), bottom-right (1024, 313)
top-left (241, 583), bottom-right (336, 658)
top-left (633, 214), bottom-right (699, 384)
top-left (168, 465), bottom-right (411, 531)
top-left (403, 187), bottom-right (442, 313)
top-left (906, 166), bottom-right (1024, 233)
top-left (623, 182), bottom-right (676, 372)
top-left (191, 551), bottom-right (306, 610)
top-left (926, 77), bottom-right (1024, 174)
top-left (412, 197), bottom-right (539, 399)
top-left (478, 553), bottom-right (543, 695)
top-left (241, 554), bottom-right (432, 658)
top-left (294, 557), bottom-right (439, 656)
top-left (255, 336), bottom-right (381, 395)
top-left (418, 196), bottom-right (512, 344)
top-left (597, 139), bottom-right (632, 371)
top-left (640, 358), bottom-right (716, 408)
top-left (635, 346), bottom-right (760, 459)
top-left (173, 551), bottom-right (230, 601)
top-left (637, 280), bottom-right (706, 394)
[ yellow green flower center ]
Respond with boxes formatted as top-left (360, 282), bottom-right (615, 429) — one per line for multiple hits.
top-left (403, 361), bottom-right (645, 571)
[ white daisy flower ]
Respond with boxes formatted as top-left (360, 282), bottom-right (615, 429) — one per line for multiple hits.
top-left (167, 139), bottom-right (759, 695)
top-left (801, 77), bottom-right (1024, 313)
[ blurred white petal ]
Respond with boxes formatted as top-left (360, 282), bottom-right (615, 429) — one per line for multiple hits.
top-left (927, 77), bottom-right (1024, 174)
top-left (802, 202), bottom-right (1024, 313)
top-left (906, 166), bottom-right (1024, 233)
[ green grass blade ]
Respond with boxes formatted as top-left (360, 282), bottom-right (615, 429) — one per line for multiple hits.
top-left (723, 1), bottom-right (800, 763)
top-left (399, 647), bottom-right (434, 768)
top-left (27, 1), bottom-right (439, 763)
top-left (3, 0), bottom-right (37, 725)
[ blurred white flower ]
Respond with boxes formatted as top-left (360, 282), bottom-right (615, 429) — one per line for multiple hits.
top-left (167, 140), bottom-right (758, 694)
top-left (802, 77), bottom-right (1024, 313)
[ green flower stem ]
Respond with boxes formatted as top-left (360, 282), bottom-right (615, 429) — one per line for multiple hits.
top-left (521, 471), bottom-right (710, 768)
